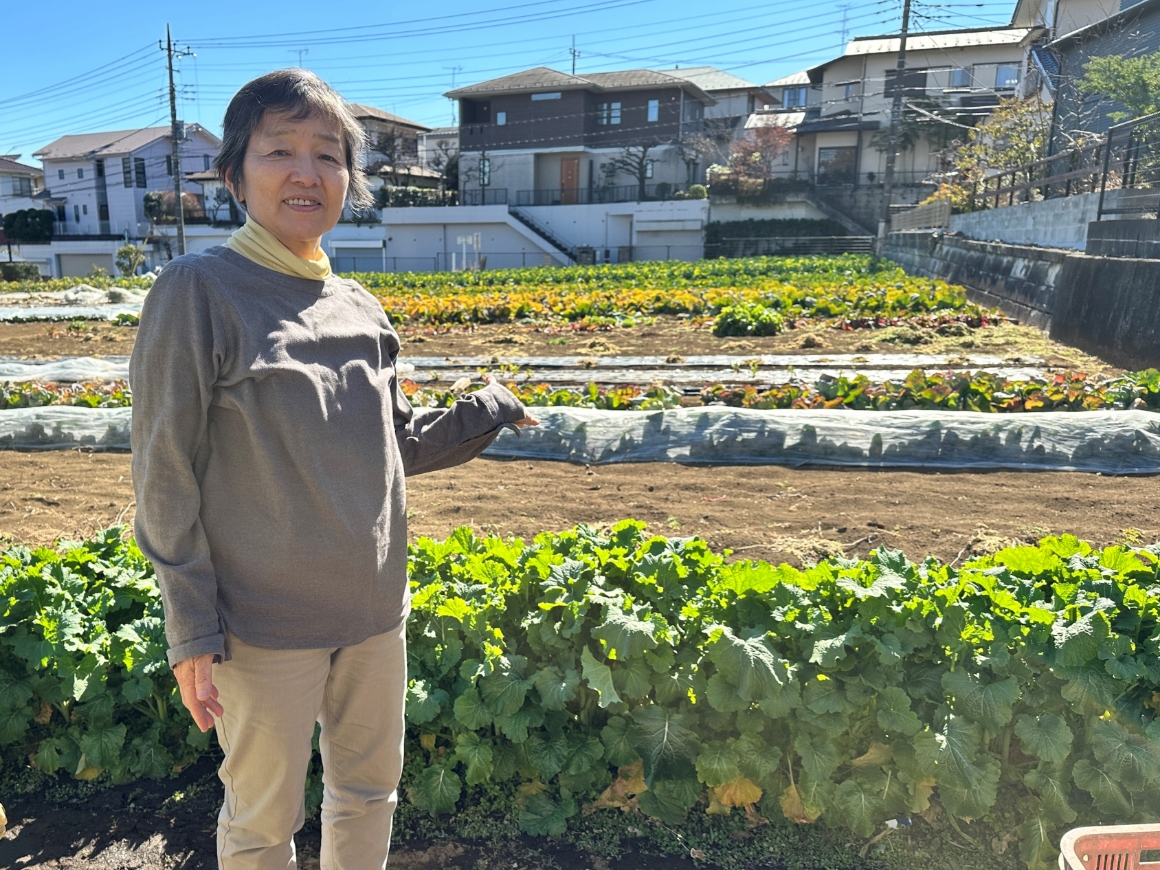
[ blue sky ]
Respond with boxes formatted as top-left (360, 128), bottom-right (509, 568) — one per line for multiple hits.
top-left (0, 0), bottom-right (1014, 162)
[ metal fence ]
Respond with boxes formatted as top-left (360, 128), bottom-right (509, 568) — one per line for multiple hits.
top-left (460, 188), bottom-right (509, 206)
top-left (704, 236), bottom-right (874, 258)
top-left (960, 111), bottom-right (1160, 219)
top-left (514, 184), bottom-right (696, 206)
top-left (1098, 111), bottom-right (1160, 219)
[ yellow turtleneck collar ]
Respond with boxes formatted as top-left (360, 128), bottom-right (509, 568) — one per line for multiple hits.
top-left (224, 216), bottom-right (332, 281)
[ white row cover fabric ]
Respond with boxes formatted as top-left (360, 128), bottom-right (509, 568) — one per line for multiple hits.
top-left (4, 406), bottom-right (1160, 474)
top-left (0, 304), bottom-right (144, 323)
top-left (0, 356), bottom-right (413, 382)
top-left (0, 282), bottom-right (151, 307)
top-left (407, 353), bottom-right (1045, 369)
top-left (409, 367), bottom-right (1050, 386)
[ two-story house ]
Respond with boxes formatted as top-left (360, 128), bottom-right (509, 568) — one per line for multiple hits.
top-left (791, 26), bottom-right (1030, 186)
top-left (0, 155), bottom-right (45, 219)
top-left (33, 124), bottom-right (221, 237)
top-left (447, 67), bottom-right (715, 205)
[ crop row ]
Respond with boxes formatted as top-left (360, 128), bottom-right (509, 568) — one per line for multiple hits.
top-left (9, 371), bottom-right (1153, 415)
top-left (2, 525), bottom-right (1159, 870)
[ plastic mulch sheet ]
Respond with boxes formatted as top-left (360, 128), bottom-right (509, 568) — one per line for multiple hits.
top-left (0, 305), bottom-right (144, 323)
top-left (6, 406), bottom-right (1160, 474)
top-left (0, 356), bottom-right (414, 382)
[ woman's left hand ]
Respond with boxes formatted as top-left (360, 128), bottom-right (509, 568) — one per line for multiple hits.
top-left (482, 374), bottom-right (539, 428)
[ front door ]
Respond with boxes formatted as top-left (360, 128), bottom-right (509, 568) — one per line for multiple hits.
top-left (560, 157), bottom-right (580, 204)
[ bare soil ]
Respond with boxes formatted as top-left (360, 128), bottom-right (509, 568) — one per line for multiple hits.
top-left (1, 451), bottom-right (1156, 565)
top-left (0, 317), bottom-right (1121, 374)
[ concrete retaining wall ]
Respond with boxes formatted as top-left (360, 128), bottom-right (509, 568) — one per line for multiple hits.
top-left (949, 191), bottom-right (1103, 250)
top-left (885, 229), bottom-right (1160, 369)
top-left (884, 231), bottom-right (1065, 328)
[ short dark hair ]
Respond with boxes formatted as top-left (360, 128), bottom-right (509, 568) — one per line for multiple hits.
top-left (214, 68), bottom-right (373, 210)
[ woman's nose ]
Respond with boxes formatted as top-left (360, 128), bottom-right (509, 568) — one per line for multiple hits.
top-left (287, 155), bottom-right (321, 185)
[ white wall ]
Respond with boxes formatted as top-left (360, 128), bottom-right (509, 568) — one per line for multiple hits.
top-left (707, 197), bottom-right (830, 223)
top-left (948, 189), bottom-right (1128, 250)
top-left (519, 199), bottom-right (707, 252)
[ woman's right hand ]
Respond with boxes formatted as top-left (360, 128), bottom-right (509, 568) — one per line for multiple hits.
top-left (173, 654), bottom-right (224, 732)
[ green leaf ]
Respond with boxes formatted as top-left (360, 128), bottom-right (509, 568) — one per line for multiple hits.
top-left (454, 733), bottom-right (494, 786)
top-left (705, 626), bottom-right (785, 702)
top-left (119, 675), bottom-right (153, 705)
top-left (1024, 765), bottom-right (1077, 825)
top-left (630, 706), bottom-right (700, 786)
top-left (453, 687), bottom-right (493, 730)
top-left (1015, 714), bottom-right (1073, 764)
top-left (1053, 609), bottom-right (1111, 667)
top-left (525, 731), bottom-right (572, 780)
top-left (519, 788), bottom-right (577, 836)
top-left (34, 736), bottom-right (65, 775)
top-left (497, 703), bottom-right (544, 743)
top-left (809, 626), bottom-right (860, 667)
top-left (803, 677), bottom-right (846, 714)
top-left (601, 716), bottom-right (639, 767)
top-left (0, 708), bottom-right (30, 745)
top-left (1091, 719), bottom-right (1160, 788)
top-left (941, 671), bottom-right (1019, 731)
top-left (706, 674), bottom-right (748, 713)
top-left (1072, 757), bottom-right (1132, 816)
top-left (696, 741), bottom-right (741, 788)
top-left (408, 763), bottom-right (462, 816)
top-left (938, 756), bottom-right (999, 820)
top-left (652, 662), bottom-right (696, 706)
top-left (733, 733), bottom-right (782, 785)
top-left (564, 734), bottom-right (605, 776)
top-left (637, 776), bottom-right (701, 824)
top-left (581, 646), bottom-right (622, 709)
top-left (129, 731), bottom-right (173, 780)
top-left (406, 680), bottom-right (449, 725)
top-left (0, 674), bottom-right (33, 714)
top-left (833, 776), bottom-right (884, 837)
top-left (1017, 811), bottom-right (1055, 870)
top-left (532, 667), bottom-right (579, 711)
top-left (78, 721), bottom-right (127, 769)
top-left (1060, 665), bottom-right (1119, 711)
top-left (793, 732), bottom-right (839, 782)
top-left (592, 608), bottom-right (658, 660)
top-left (876, 686), bottom-right (921, 736)
top-left (612, 657), bottom-right (653, 700)
top-left (479, 656), bottom-right (533, 718)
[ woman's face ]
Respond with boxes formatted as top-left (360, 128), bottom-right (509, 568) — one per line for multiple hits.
top-left (229, 111), bottom-right (349, 258)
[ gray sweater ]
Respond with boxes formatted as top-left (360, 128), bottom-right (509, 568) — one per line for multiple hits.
top-left (130, 247), bottom-right (526, 667)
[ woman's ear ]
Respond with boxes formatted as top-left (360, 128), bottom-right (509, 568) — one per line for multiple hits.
top-left (224, 169), bottom-right (244, 205)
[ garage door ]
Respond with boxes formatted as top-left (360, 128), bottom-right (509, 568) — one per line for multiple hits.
top-left (59, 253), bottom-right (116, 278)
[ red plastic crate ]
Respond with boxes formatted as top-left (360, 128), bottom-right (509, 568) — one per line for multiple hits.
top-left (1059, 824), bottom-right (1160, 870)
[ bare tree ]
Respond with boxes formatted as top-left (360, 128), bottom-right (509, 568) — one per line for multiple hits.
top-left (609, 143), bottom-right (657, 200)
top-left (427, 139), bottom-right (460, 193)
top-left (368, 123), bottom-right (422, 187)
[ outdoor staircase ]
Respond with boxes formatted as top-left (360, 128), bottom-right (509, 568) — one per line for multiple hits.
top-left (508, 205), bottom-right (577, 264)
top-left (803, 190), bottom-right (877, 236)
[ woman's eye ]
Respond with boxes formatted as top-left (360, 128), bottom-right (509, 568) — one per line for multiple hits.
top-left (269, 149), bottom-right (290, 156)
top-left (319, 154), bottom-right (338, 163)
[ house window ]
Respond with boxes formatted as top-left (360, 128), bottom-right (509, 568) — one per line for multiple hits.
top-left (747, 94), bottom-right (755, 114)
top-left (134, 157), bottom-right (146, 188)
top-left (842, 82), bottom-right (857, 101)
top-left (82, 204), bottom-right (88, 215)
top-left (647, 99), bottom-right (659, 122)
top-left (496, 111), bottom-right (507, 126)
top-left (480, 156), bottom-right (491, 187)
top-left (950, 67), bottom-right (972, 88)
top-left (77, 168), bottom-right (83, 179)
top-left (122, 157), bottom-right (132, 187)
top-left (58, 169), bottom-right (65, 180)
top-left (645, 159), bottom-right (654, 179)
top-left (55, 205), bottom-right (65, 222)
top-left (203, 154), bottom-right (211, 171)
top-left (782, 86), bottom-right (808, 108)
top-left (9, 177), bottom-right (32, 196)
top-left (884, 69), bottom-right (928, 97)
top-left (73, 205), bottom-right (80, 222)
top-left (598, 102), bottom-right (622, 125)
top-left (166, 155), bottom-right (173, 176)
top-left (996, 64), bottom-right (1020, 88)
top-left (531, 92), bottom-right (561, 100)
top-left (817, 146), bottom-right (857, 184)
top-left (99, 204), bottom-right (109, 220)
top-left (95, 160), bottom-right (104, 177)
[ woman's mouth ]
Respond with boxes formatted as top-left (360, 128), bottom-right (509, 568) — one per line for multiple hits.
top-left (284, 197), bottom-right (321, 210)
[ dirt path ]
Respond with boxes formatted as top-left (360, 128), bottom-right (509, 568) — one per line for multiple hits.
top-left (2, 451), bottom-right (1155, 563)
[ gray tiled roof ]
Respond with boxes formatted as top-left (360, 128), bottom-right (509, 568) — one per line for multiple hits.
top-left (33, 124), bottom-right (220, 161)
top-left (654, 66), bottom-right (758, 92)
top-left (348, 104), bottom-right (431, 131)
top-left (446, 66), bottom-right (713, 103)
top-left (0, 156), bottom-right (41, 175)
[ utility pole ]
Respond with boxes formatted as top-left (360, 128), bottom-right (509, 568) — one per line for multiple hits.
top-left (570, 36), bottom-right (580, 75)
top-left (875, 0), bottom-right (912, 261)
top-left (162, 25), bottom-right (192, 257)
top-left (444, 65), bottom-right (462, 124)
top-left (289, 47), bottom-right (309, 67)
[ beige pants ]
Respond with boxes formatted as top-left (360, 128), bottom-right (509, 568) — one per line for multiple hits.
top-left (212, 620), bottom-right (407, 870)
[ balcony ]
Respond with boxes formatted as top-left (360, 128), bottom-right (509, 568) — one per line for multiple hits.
top-left (461, 188), bottom-right (509, 206)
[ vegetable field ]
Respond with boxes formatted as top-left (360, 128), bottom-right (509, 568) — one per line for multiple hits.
top-left (3, 524), bottom-right (1160, 870)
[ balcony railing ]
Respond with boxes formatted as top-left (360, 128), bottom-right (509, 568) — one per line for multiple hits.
top-left (515, 183), bottom-right (692, 206)
top-left (461, 188), bottom-right (509, 206)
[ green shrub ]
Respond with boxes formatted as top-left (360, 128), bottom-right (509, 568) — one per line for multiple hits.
top-left (0, 261), bottom-right (41, 281)
top-left (5, 524), bottom-right (1160, 870)
top-left (687, 184), bottom-right (707, 199)
top-left (2, 209), bottom-right (53, 244)
top-left (704, 219), bottom-right (850, 246)
top-left (712, 301), bottom-right (784, 336)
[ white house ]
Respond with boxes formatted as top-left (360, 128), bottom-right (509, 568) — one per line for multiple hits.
top-left (0, 155), bottom-right (45, 218)
top-left (33, 124), bottom-right (221, 238)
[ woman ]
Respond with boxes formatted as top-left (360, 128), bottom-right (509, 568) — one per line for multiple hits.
top-left (130, 68), bottom-right (537, 870)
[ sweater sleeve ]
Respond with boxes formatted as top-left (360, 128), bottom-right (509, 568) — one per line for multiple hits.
top-left (130, 265), bottom-right (225, 668)
top-left (393, 367), bottom-right (528, 477)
